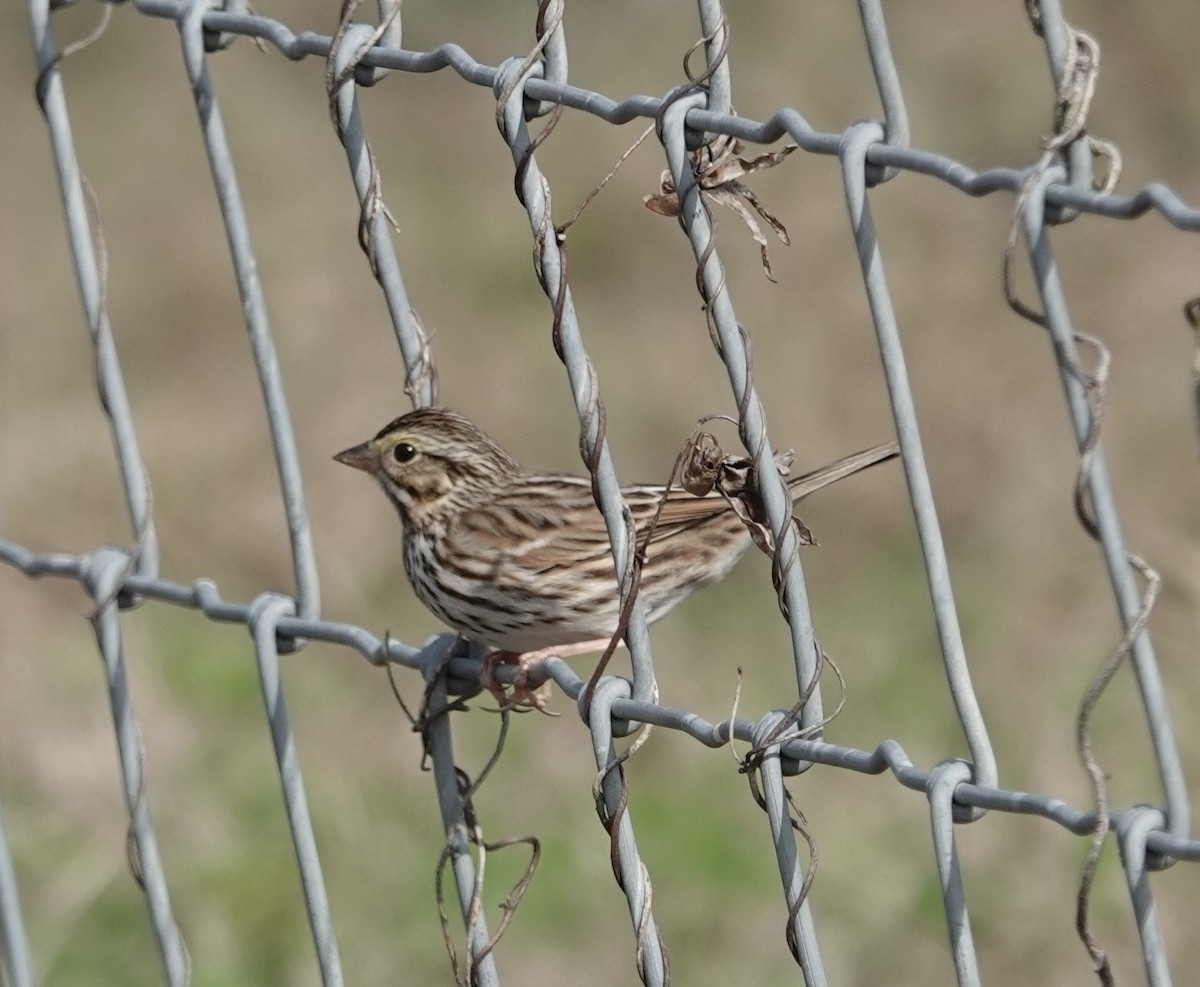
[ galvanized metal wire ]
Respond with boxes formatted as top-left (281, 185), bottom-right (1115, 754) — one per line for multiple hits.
top-left (5, 2), bottom-right (1200, 985)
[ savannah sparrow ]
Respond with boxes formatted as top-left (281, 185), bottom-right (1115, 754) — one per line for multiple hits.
top-left (335, 408), bottom-right (896, 703)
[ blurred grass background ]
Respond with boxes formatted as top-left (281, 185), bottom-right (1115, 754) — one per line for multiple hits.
top-left (1, 1), bottom-right (1199, 984)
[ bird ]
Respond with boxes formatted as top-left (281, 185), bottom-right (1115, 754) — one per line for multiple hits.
top-left (334, 407), bottom-right (897, 707)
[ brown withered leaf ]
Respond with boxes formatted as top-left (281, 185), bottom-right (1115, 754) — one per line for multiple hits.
top-left (643, 138), bottom-right (798, 281)
top-left (679, 431), bottom-right (726, 496)
top-left (680, 430), bottom-right (813, 555)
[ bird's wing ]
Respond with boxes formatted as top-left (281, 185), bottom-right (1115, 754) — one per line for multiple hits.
top-left (451, 478), bottom-right (626, 576)
top-left (449, 477), bottom-right (732, 575)
top-left (452, 441), bottom-right (897, 573)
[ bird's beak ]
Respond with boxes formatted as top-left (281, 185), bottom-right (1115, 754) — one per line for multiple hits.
top-left (333, 441), bottom-right (375, 473)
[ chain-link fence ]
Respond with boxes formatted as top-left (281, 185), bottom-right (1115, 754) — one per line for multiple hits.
top-left (3, 1), bottom-right (1200, 985)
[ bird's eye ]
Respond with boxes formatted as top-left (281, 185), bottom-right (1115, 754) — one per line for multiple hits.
top-left (392, 442), bottom-right (417, 464)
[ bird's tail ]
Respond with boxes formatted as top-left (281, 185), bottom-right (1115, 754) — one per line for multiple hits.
top-left (786, 441), bottom-right (899, 502)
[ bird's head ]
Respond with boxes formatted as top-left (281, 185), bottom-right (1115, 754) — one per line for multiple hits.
top-left (334, 407), bottom-right (519, 526)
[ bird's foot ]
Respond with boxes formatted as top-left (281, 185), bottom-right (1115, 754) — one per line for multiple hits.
top-left (479, 640), bottom-right (609, 713)
top-left (479, 649), bottom-right (553, 712)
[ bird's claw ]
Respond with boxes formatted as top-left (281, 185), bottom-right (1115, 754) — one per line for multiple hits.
top-left (480, 649), bottom-right (557, 714)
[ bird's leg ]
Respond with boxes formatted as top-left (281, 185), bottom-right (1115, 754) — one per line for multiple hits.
top-left (479, 649), bottom-right (548, 711)
top-left (480, 639), bottom-right (611, 711)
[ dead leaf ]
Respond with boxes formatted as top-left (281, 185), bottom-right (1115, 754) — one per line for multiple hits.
top-left (645, 138), bottom-right (797, 280)
top-left (679, 430), bottom-right (811, 554)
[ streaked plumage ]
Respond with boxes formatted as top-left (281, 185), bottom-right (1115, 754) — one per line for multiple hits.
top-left (335, 408), bottom-right (896, 656)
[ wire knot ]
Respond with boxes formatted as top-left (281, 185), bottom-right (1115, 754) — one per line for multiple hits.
top-left (493, 54), bottom-right (548, 129)
top-left (247, 591), bottom-right (301, 655)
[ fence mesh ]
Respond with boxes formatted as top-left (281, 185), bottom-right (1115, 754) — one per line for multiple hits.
top-left (3, 1), bottom-right (1200, 985)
